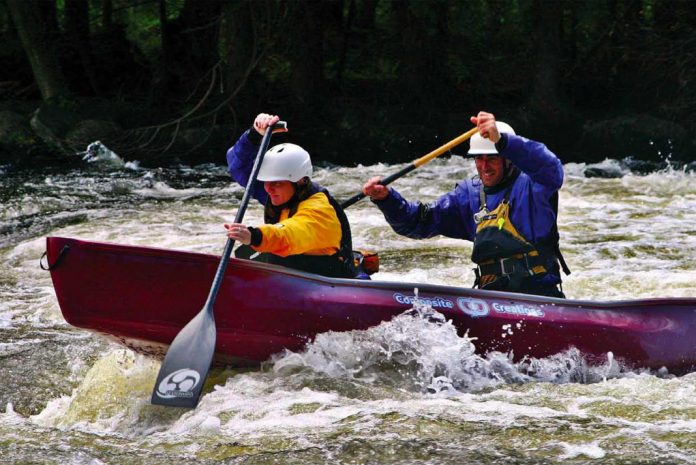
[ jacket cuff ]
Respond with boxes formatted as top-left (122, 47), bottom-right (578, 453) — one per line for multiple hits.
top-left (370, 189), bottom-right (394, 206)
top-left (495, 133), bottom-right (508, 152)
top-left (373, 189), bottom-right (404, 212)
top-left (248, 226), bottom-right (263, 246)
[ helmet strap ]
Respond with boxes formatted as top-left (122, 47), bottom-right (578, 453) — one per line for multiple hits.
top-left (503, 157), bottom-right (513, 176)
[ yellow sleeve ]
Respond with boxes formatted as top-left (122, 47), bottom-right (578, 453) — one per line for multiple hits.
top-left (254, 192), bottom-right (342, 257)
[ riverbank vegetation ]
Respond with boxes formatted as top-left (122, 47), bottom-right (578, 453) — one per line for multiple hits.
top-left (1, 0), bottom-right (695, 167)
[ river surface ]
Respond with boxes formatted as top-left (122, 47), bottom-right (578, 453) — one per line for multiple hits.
top-left (2, 148), bottom-right (696, 464)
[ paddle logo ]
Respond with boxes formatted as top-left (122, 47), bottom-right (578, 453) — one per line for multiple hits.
top-left (155, 368), bottom-right (201, 399)
top-left (457, 297), bottom-right (490, 317)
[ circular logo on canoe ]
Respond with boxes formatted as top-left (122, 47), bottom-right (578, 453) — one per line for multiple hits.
top-left (457, 297), bottom-right (490, 318)
top-left (156, 368), bottom-right (201, 399)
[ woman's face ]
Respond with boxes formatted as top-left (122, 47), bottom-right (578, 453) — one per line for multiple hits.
top-left (263, 180), bottom-right (296, 206)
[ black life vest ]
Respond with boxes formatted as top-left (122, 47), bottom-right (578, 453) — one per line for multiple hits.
top-left (245, 181), bottom-right (358, 278)
top-left (471, 183), bottom-right (568, 297)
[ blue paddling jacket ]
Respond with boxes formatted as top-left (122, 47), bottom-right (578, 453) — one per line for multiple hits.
top-left (372, 133), bottom-right (566, 288)
top-left (227, 129), bottom-right (276, 205)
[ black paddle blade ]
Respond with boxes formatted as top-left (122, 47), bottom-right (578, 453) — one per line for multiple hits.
top-left (151, 121), bottom-right (286, 408)
top-left (151, 306), bottom-right (216, 408)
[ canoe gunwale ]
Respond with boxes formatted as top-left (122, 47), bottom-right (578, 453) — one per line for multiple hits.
top-left (46, 236), bottom-right (696, 309)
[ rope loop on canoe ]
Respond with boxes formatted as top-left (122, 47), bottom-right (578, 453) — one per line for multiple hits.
top-left (40, 245), bottom-right (70, 271)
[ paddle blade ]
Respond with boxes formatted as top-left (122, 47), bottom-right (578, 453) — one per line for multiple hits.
top-left (151, 306), bottom-right (216, 408)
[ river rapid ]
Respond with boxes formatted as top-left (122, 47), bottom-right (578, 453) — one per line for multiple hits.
top-left (2, 148), bottom-right (696, 464)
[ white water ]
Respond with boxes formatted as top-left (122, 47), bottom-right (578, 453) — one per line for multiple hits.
top-left (2, 155), bottom-right (696, 464)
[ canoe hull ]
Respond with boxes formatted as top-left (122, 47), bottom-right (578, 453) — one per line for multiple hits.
top-left (46, 236), bottom-right (696, 373)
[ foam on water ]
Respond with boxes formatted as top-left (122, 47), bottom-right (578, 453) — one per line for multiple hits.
top-left (32, 349), bottom-right (163, 433)
top-left (3, 159), bottom-right (696, 463)
top-left (26, 301), bottom-right (637, 436)
top-left (557, 441), bottom-right (606, 459)
top-left (271, 302), bottom-right (503, 393)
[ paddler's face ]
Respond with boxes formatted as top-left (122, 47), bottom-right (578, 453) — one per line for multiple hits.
top-left (474, 154), bottom-right (505, 187)
top-left (264, 180), bottom-right (296, 206)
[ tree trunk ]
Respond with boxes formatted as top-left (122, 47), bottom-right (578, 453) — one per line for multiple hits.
top-left (392, 1), bottom-right (450, 110)
top-left (334, 0), bottom-right (355, 85)
top-left (65, 0), bottom-right (99, 95)
top-left (354, 0), bottom-right (377, 30)
top-left (172, 0), bottom-right (222, 77)
top-left (219, 0), bottom-right (255, 117)
top-left (101, 0), bottom-right (113, 31)
top-left (529, 0), bottom-right (564, 119)
top-left (6, 0), bottom-right (68, 100)
top-left (288, 0), bottom-right (328, 107)
top-left (157, 0), bottom-right (172, 90)
top-left (392, 1), bottom-right (425, 104)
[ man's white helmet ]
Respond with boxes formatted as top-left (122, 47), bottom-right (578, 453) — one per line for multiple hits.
top-left (468, 121), bottom-right (516, 155)
top-left (257, 143), bottom-right (312, 182)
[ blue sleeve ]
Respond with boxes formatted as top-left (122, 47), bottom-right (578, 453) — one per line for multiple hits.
top-left (500, 134), bottom-right (564, 245)
top-left (501, 134), bottom-right (564, 193)
top-left (226, 129), bottom-right (268, 204)
top-left (373, 184), bottom-right (475, 241)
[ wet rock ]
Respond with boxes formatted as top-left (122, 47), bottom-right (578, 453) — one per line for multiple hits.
top-left (0, 111), bottom-right (25, 135)
top-left (65, 119), bottom-right (123, 149)
top-left (30, 103), bottom-right (79, 147)
top-left (578, 114), bottom-right (688, 162)
top-left (619, 157), bottom-right (662, 175)
top-left (0, 110), bottom-right (47, 163)
top-left (583, 166), bottom-right (624, 178)
top-left (0, 110), bottom-right (40, 148)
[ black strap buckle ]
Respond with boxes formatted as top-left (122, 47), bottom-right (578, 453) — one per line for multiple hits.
top-left (499, 257), bottom-right (515, 275)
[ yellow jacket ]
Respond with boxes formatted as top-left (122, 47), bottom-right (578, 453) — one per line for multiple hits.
top-left (254, 192), bottom-right (342, 257)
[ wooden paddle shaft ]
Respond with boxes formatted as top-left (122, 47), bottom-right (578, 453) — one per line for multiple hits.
top-left (413, 126), bottom-right (478, 167)
top-left (340, 126), bottom-right (478, 209)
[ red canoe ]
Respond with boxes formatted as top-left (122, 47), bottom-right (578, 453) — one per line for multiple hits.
top-left (45, 236), bottom-right (696, 373)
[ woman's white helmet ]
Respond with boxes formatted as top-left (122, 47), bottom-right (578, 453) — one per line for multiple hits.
top-left (468, 121), bottom-right (516, 155)
top-left (257, 143), bottom-right (312, 182)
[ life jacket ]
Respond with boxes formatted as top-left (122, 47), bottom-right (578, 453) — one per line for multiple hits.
top-left (256, 181), bottom-right (358, 278)
top-left (471, 182), bottom-right (568, 296)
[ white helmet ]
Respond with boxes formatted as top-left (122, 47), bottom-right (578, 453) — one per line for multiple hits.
top-left (468, 121), bottom-right (516, 155)
top-left (257, 143), bottom-right (312, 182)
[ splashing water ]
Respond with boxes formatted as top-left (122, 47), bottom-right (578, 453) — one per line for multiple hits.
top-left (2, 157), bottom-right (696, 464)
top-left (80, 141), bottom-right (125, 166)
top-left (272, 294), bottom-right (637, 398)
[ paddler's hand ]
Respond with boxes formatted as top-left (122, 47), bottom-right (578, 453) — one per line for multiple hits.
top-left (224, 222), bottom-right (252, 245)
top-left (253, 113), bottom-right (280, 136)
top-left (362, 176), bottom-right (389, 201)
top-left (470, 111), bottom-right (501, 143)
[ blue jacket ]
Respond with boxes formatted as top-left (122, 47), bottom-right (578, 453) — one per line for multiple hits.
top-left (226, 129), bottom-right (272, 204)
top-left (374, 133), bottom-right (564, 281)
